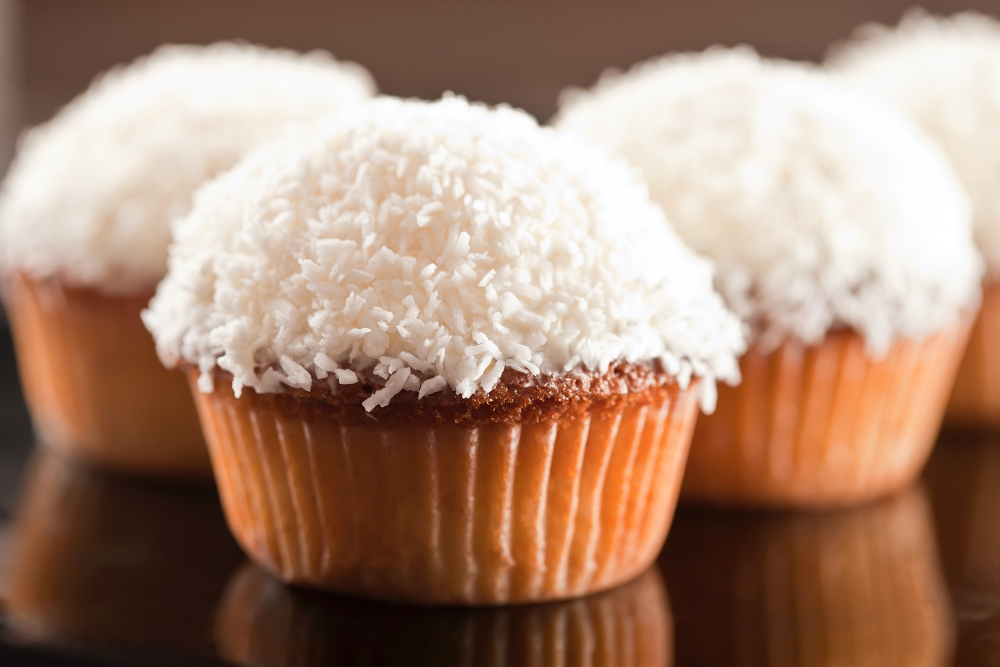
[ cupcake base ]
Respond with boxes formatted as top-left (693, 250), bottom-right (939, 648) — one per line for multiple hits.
top-left (215, 563), bottom-right (671, 667)
top-left (190, 371), bottom-right (699, 604)
top-left (3, 273), bottom-right (210, 478)
top-left (946, 282), bottom-right (1000, 431)
top-left (682, 318), bottom-right (971, 508)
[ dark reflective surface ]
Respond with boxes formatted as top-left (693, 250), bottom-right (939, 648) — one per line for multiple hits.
top-left (0, 441), bottom-right (996, 665)
top-left (0, 312), bottom-right (998, 665)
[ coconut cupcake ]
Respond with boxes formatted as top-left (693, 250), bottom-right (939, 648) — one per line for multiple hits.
top-left (0, 43), bottom-right (374, 477)
top-left (143, 95), bottom-right (744, 604)
top-left (556, 48), bottom-right (982, 507)
top-left (828, 12), bottom-right (1000, 432)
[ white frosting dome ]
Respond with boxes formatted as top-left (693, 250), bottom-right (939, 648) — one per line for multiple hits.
top-left (0, 42), bottom-right (375, 292)
top-left (829, 10), bottom-right (1000, 276)
top-left (555, 47), bottom-right (982, 355)
top-left (143, 96), bottom-right (745, 411)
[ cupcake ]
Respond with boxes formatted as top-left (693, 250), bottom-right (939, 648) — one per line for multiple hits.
top-left (555, 48), bottom-right (981, 507)
top-left (215, 563), bottom-right (671, 667)
top-left (828, 12), bottom-right (1000, 432)
top-left (143, 95), bottom-right (744, 604)
top-left (660, 487), bottom-right (953, 666)
top-left (5, 449), bottom-right (244, 658)
top-left (0, 43), bottom-right (375, 477)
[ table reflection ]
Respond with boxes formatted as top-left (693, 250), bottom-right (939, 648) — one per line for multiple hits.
top-left (215, 563), bottom-right (672, 667)
top-left (661, 486), bottom-right (952, 667)
top-left (2, 448), bottom-right (244, 659)
top-left (2, 437), bottom-right (999, 665)
top-left (925, 436), bottom-right (1000, 665)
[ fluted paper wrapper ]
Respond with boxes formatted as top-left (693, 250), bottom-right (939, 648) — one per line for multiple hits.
top-left (683, 318), bottom-right (971, 507)
top-left (3, 273), bottom-right (209, 477)
top-left (946, 283), bottom-right (1000, 430)
top-left (190, 374), bottom-right (698, 604)
top-left (216, 563), bottom-right (671, 667)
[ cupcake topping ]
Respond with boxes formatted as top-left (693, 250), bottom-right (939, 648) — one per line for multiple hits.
top-left (144, 96), bottom-right (745, 411)
top-left (0, 42), bottom-right (375, 292)
top-left (829, 10), bottom-right (1000, 276)
top-left (556, 47), bottom-right (982, 355)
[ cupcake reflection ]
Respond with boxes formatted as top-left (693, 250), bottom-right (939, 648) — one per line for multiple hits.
top-left (4, 448), bottom-right (244, 657)
top-left (216, 563), bottom-right (672, 667)
top-left (924, 436), bottom-right (1000, 665)
top-left (661, 486), bottom-right (952, 666)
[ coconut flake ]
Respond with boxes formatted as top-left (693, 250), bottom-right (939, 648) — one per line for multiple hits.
top-left (0, 42), bottom-right (374, 293)
top-left (556, 47), bottom-right (982, 355)
top-left (145, 96), bottom-right (745, 409)
top-left (828, 10), bottom-right (1000, 276)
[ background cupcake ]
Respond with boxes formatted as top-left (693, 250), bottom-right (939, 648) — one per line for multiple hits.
top-left (555, 47), bottom-right (982, 507)
top-left (828, 11), bottom-right (1000, 432)
top-left (144, 95), bottom-right (745, 604)
top-left (0, 43), bottom-right (374, 477)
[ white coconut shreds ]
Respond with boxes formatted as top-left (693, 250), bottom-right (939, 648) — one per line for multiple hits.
top-left (142, 95), bottom-right (746, 412)
top-left (555, 46), bottom-right (982, 356)
top-left (0, 42), bottom-right (375, 293)
top-left (828, 10), bottom-right (1000, 276)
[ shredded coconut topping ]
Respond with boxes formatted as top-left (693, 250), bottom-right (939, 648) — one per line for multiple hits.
top-left (828, 10), bottom-right (1000, 276)
top-left (555, 46), bottom-right (982, 354)
top-left (143, 96), bottom-right (745, 411)
top-left (0, 42), bottom-right (375, 292)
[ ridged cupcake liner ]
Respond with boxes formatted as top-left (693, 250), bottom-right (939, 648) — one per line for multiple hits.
top-left (682, 318), bottom-right (972, 507)
top-left (190, 373), bottom-right (699, 604)
top-left (946, 283), bottom-right (1000, 430)
top-left (215, 562), bottom-right (671, 667)
top-left (662, 486), bottom-right (953, 666)
top-left (3, 273), bottom-right (210, 477)
top-left (5, 448), bottom-right (244, 657)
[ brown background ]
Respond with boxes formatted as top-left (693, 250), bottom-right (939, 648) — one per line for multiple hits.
top-left (12, 0), bottom-right (1000, 130)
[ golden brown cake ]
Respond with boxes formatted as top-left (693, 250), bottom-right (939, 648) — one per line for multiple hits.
top-left (557, 48), bottom-right (982, 507)
top-left (144, 96), bottom-right (745, 603)
top-left (0, 44), bottom-right (374, 475)
top-left (661, 487), bottom-right (953, 666)
top-left (4, 449), bottom-right (244, 657)
top-left (215, 562), bottom-right (671, 667)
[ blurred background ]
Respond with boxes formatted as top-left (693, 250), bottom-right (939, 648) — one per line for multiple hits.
top-left (5, 0), bottom-right (1000, 163)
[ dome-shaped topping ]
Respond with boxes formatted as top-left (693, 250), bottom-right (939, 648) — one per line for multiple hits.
top-left (144, 96), bottom-right (745, 411)
top-left (829, 10), bottom-right (1000, 277)
top-left (556, 47), bottom-right (981, 354)
top-left (0, 42), bottom-right (375, 292)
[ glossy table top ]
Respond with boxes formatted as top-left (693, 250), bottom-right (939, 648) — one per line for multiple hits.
top-left (0, 322), bottom-right (997, 666)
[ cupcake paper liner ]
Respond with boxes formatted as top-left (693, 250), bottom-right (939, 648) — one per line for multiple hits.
top-left (3, 273), bottom-right (210, 477)
top-left (191, 374), bottom-right (698, 604)
top-left (946, 283), bottom-right (1000, 430)
top-left (215, 562), bottom-right (671, 667)
top-left (682, 318), bottom-right (971, 507)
